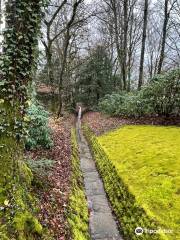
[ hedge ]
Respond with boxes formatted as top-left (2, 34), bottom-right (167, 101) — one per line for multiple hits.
top-left (83, 126), bottom-right (170, 240)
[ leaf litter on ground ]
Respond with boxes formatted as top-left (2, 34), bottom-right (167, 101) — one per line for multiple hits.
top-left (26, 115), bottom-right (75, 239)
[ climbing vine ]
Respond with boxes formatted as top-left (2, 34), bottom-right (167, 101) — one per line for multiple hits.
top-left (0, 0), bottom-right (48, 140)
top-left (0, 1), bottom-right (49, 238)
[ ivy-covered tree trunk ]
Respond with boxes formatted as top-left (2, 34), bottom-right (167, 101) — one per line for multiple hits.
top-left (0, 0), bottom-right (45, 238)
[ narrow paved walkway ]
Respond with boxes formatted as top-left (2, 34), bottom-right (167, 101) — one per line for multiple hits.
top-left (77, 123), bottom-right (123, 240)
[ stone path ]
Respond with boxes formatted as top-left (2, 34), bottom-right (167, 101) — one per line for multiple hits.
top-left (77, 123), bottom-right (123, 240)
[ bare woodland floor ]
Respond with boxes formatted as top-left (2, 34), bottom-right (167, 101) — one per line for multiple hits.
top-left (82, 112), bottom-right (180, 136)
top-left (26, 116), bottom-right (75, 239)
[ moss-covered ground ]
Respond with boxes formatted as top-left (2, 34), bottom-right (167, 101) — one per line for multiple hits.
top-left (0, 160), bottom-right (43, 240)
top-left (84, 125), bottom-right (180, 240)
top-left (67, 129), bottom-right (90, 240)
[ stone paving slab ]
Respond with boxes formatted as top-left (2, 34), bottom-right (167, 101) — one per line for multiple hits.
top-left (77, 129), bottom-right (123, 240)
top-left (90, 213), bottom-right (120, 239)
top-left (80, 157), bottom-right (96, 171)
top-left (83, 171), bottom-right (100, 180)
top-left (87, 195), bottom-right (112, 213)
top-left (84, 180), bottom-right (105, 196)
top-left (80, 151), bottom-right (92, 157)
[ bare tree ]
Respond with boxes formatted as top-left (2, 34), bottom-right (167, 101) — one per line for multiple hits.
top-left (157, 0), bottom-right (178, 73)
top-left (99, 0), bottom-right (142, 90)
top-left (57, 0), bottom-right (84, 116)
top-left (138, 0), bottom-right (148, 90)
top-left (42, 0), bottom-right (67, 87)
top-left (38, 0), bottom-right (180, 106)
top-left (122, 0), bottom-right (128, 90)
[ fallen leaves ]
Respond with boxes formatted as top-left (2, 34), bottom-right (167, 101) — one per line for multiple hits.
top-left (26, 115), bottom-right (75, 239)
top-left (82, 111), bottom-right (180, 135)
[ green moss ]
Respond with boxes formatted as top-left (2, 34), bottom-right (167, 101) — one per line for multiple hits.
top-left (19, 162), bottom-right (33, 186)
top-left (14, 211), bottom-right (42, 235)
top-left (0, 139), bottom-right (42, 240)
top-left (0, 181), bottom-right (43, 239)
top-left (67, 129), bottom-right (90, 240)
top-left (84, 125), bottom-right (180, 240)
top-left (0, 232), bottom-right (9, 240)
top-left (98, 125), bottom-right (180, 237)
top-left (0, 136), bottom-right (20, 187)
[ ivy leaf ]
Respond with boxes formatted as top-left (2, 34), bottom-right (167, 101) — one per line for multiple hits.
top-left (18, 35), bottom-right (23, 40)
top-left (4, 199), bottom-right (9, 206)
top-left (26, 100), bottom-right (32, 106)
top-left (23, 116), bottom-right (31, 122)
top-left (0, 80), bottom-right (7, 86)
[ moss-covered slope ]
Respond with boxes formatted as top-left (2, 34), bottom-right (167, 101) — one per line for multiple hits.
top-left (0, 157), bottom-right (43, 240)
top-left (84, 125), bottom-right (180, 240)
top-left (67, 130), bottom-right (90, 240)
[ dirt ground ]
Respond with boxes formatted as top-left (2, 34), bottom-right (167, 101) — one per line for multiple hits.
top-left (82, 111), bottom-right (180, 135)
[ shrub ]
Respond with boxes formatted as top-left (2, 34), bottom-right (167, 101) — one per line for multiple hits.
top-left (99, 92), bottom-right (152, 117)
top-left (99, 69), bottom-right (180, 117)
top-left (141, 69), bottom-right (180, 116)
top-left (26, 158), bottom-right (54, 188)
top-left (25, 103), bottom-right (53, 150)
top-left (27, 158), bottom-right (54, 176)
top-left (98, 92), bottom-right (126, 115)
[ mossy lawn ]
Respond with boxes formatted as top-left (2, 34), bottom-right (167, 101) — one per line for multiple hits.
top-left (97, 125), bottom-right (180, 239)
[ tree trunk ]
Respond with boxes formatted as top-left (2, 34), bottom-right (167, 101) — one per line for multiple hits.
top-left (46, 42), bottom-right (54, 87)
top-left (122, 0), bottom-right (128, 90)
top-left (127, 11), bottom-right (134, 92)
top-left (57, 32), bottom-right (70, 117)
top-left (138, 0), bottom-right (148, 90)
top-left (157, 0), bottom-right (169, 74)
top-left (57, 87), bottom-right (63, 117)
top-left (111, 0), bottom-right (123, 91)
top-left (0, 105), bottom-right (21, 187)
top-left (0, 0), bottom-right (43, 237)
top-left (0, 0), bottom-right (41, 182)
top-left (57, 0), bottom-right (83, 117)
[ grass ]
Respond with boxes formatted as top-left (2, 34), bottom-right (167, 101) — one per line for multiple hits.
top-left (97, 125), bottom-right (180, 239)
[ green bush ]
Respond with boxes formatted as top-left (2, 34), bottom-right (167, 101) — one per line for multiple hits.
top-left (25, 103), bottom-right (53, 150)
top-left (98, 92), bottom-right (126, 115)
top-left (99, 69), bottom-right (180, 117)
top-left (141, 69), bottom-right (180, 116)
top-left (99, 92), bottom-right (152, 117)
